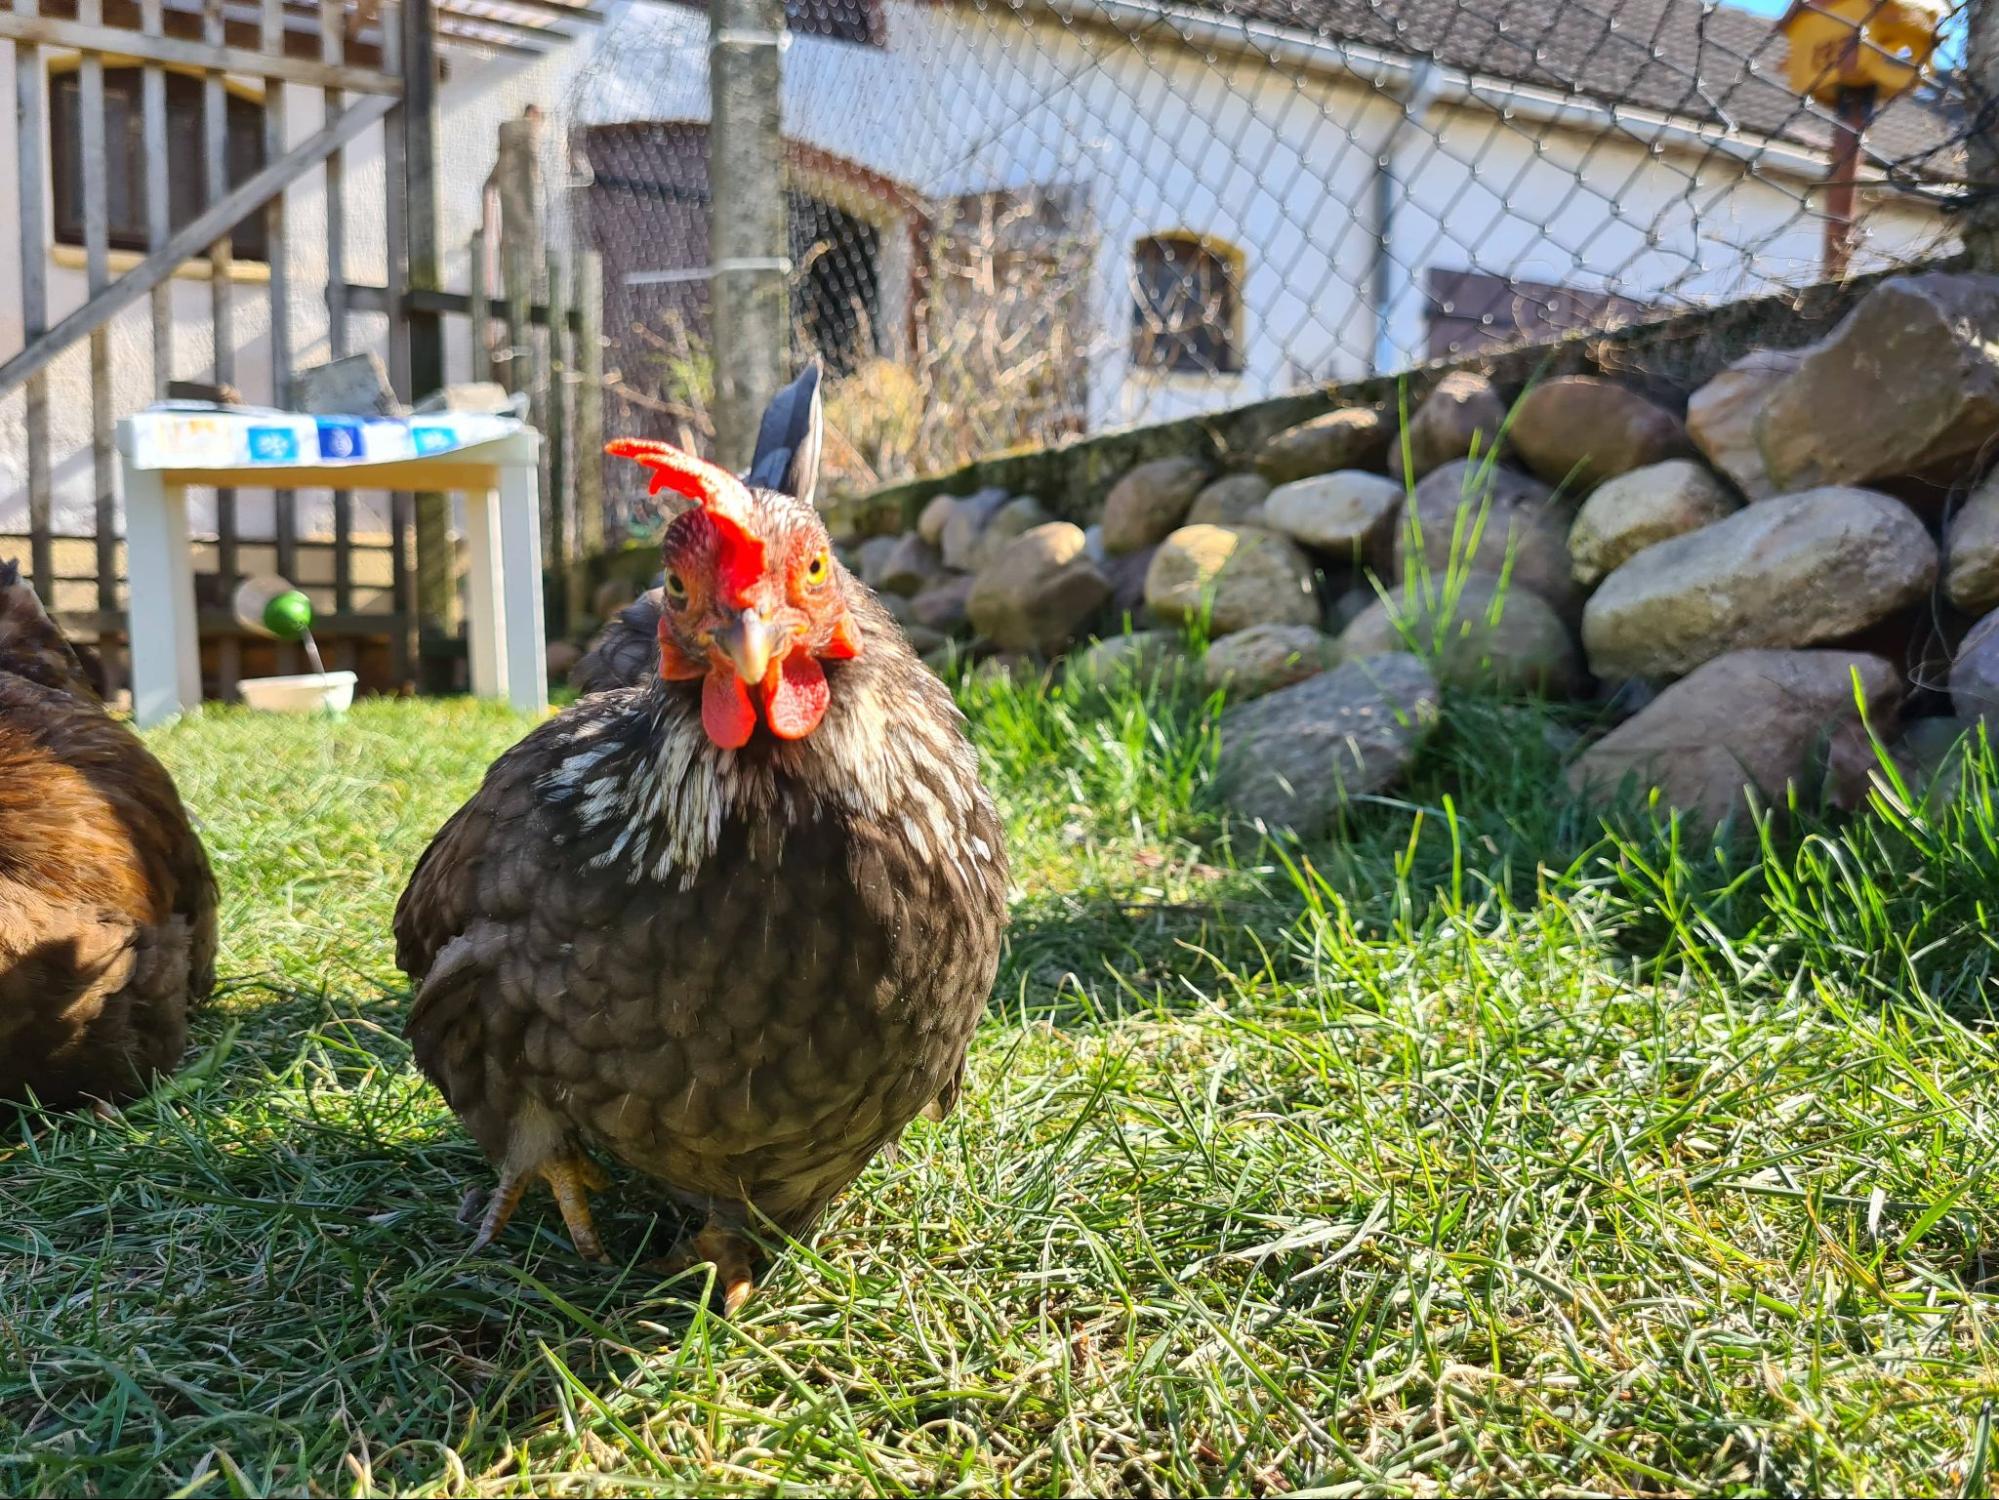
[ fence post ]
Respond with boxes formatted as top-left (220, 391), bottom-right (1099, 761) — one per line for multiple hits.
top-left (573, 250), bottom-right (606, 611)
top-left (1969, 0), bottom-right (1999, 272)
top-left (708, 0), bottom-right (787, 469)
top-left (402, 0), bottom-right (454, 689)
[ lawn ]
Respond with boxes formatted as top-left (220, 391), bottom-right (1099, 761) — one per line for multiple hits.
top-left (6, 668), bottom-right (1999, 1496)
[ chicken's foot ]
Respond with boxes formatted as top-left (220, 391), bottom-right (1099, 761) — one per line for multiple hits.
top-left (653, 1219), bottom-right (757, 1316)
top-left (467, 1153), bottom-right (612, 1262)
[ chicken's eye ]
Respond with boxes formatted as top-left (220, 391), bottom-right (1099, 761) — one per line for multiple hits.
top-left (803, 551), bottom-right (831, 588)
top-left (664, 571), bottom-right (689, 606)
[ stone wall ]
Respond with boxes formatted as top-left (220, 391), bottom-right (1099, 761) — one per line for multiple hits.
top-left (827, 259), bottom-right (1999, 835)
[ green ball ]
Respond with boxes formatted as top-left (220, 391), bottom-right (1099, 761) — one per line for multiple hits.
top-left (263, 589), bottom-right (313, 640)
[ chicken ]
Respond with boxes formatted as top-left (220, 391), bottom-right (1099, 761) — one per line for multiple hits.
top-left (0, 560), bottom-right (218, 1112)
top-left (395, 371), bottom-right (1007, 1310)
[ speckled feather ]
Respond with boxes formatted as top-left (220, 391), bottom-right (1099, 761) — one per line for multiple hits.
top-left (0, 566), bottom-right (218, 1110)
top-left (395, 556), bottom-right (1008, 1235)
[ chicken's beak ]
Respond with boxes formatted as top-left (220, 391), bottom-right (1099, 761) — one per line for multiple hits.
top-left (714, 609), bottom-right (786, 687)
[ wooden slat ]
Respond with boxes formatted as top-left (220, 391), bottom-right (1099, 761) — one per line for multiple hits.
top-left (443, 0), bottom-right (603, 24)
top-left (574, 249), bottom-right (605, 563)
top-left (0, 13), bottom-right (402, 94)
top-left (142, 0), bottom-right (173, 394)
top-left (341, 279), bottom-right (583, 328)
top-left (433, 7), bottom-right (575, 44)
top-left (15, 0), bottom-right (53, 597)
top-left (433, 25), bottom-right (548, 57)
top-left (324, 0), bottom-right (354, 619)
top-left (263, 0), bottom-right (297, 647)
top-left (545, 247), bottom-right (569, 636)
top-left (206, 0), bottom-right (240, 697)
top-left (0, 91), bottom-right (398, 399)
top-left (469, 228), bottom-right (492, 381)
top-left (79, 0), bottom-right (120, 652)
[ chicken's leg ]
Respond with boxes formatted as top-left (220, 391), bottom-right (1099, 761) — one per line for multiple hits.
top-left (468, 1153), bottom-right (611, 1262)
top-left (654, 1218), bottom-right (757, 1315)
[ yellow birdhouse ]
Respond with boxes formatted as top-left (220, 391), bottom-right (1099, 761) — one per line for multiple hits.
top-left (1780, 0), bottom-right (1944, 104)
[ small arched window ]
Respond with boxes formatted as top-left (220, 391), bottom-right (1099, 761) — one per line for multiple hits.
top-left (51, 67), bottom-right (268, 263)
top-left (1131, 234), bottom-right (1240, 375)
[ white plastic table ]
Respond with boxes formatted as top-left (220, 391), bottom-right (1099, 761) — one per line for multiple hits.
top-left (117, 408), bottom-right (547, 727)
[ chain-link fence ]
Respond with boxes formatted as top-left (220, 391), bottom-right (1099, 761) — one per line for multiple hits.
top-left (554, 0), bottom-right (1984, 522)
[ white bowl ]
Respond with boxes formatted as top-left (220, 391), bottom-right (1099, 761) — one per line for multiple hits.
top-left (238, 670), bottom-right (357, 715)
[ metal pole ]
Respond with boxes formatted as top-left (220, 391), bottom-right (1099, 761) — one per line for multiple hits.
top-left (1823, 85), bottom-right (1873, 281)
top-left (707, 0), bottom-right (787, 470)
top-left (1969, 0), bottom-right (1999, 272)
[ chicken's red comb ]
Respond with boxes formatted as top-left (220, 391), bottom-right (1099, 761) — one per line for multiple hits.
top-left (606, 437), bottom-right (765, 605)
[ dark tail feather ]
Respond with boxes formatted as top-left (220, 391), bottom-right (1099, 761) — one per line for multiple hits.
top-left (746, 360), bottom-right (825, 506)
top-left (0, 559), bottom-right (101, 701)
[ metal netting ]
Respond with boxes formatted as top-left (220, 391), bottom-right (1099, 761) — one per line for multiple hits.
top-left (555, 0), bottom-right (1984, 518)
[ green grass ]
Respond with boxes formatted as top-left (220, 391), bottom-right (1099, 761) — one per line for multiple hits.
top-left (7, 673), bottom-right (1999, 1496)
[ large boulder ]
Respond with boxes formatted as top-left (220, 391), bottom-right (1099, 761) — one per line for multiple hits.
top-left (1338, 573), bottom-right (1579, 697)
top-left (1951, 608), bottom-right (1999, 727)
top-left (876, 532), bottom-right (943, 597)
top-left (966, 495), bottom-right (1054, 575)
top-left (939, 488), bottom-right (1011, 571)
top-left (1581, 486), bottom-right (1936, 680)
top-left (1567, 459), bottom-right (1740, 586)
top-left (1145, 524), bottom-right (1320, 635)
top-left (1216, 654), bottom-right (1441, 834)
top-left (1188, 473), bottom-right (1273, 526)
top-left (1396, 459), bottom-right (1581, 616)
top-left (1102, 457), bottom-right (1209, 553)
top-left (1101, 543), bottom-right (1157, 623)
top-left (1945, 470), bottom-right (1999, 613)
top-left (1756, 273), bottom-right (1999, 491)
top-left (1685, 347), bottom-right (1804, 501)
top-left (967, 523), bottom-right (1111, 656)
top-left (855, 534), bottom-right (900, 589)
top-left (1390, 371), bottom-right (1509, 481)
top-left (1067, 629), bottom-right (1186, 693)
top-left (1509, 376), bottom-right (1693, 491)
top-left (1254, 407), bottom-right (1390, 484)
top-left (1567, 649), bottom-right (1904, 829)
top-left (1262, 471), bottom-right (1404, 567)
top-left (1203, 622), bottom-right (1339, 699)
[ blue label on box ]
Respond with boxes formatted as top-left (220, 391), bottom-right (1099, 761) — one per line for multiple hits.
top-left (246, 426), bottom-right (301, 463)
top-left (410, 424), bottom-right (456, 455)
top-left (316, 420), bottom-right (364, 461)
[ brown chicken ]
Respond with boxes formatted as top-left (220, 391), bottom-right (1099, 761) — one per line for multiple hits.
top-left (0, 561), bottom-right (218, 1111)
top-left (395, 374), bottom-right (1007, 1310)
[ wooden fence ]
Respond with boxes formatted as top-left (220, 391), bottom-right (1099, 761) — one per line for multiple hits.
top-left (0, 1), bottom-right (603, 700)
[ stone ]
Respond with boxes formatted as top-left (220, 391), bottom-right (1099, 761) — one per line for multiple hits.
top-left (1509, 376), bottom-right (1693, 491)
top-left (1945, 470), bottom-right (1999, 613)
top-left (1685, 347), bottom-right (1804, 500)
top-left (294, 352), bottom-right (400, 416)
top-left (911, 574), bottom-right (975, 633)
top-left (1567, 649), bottom-right (1904, 830)
top-left (967, 522), bottom-right (1112, 655)
top-left (876, 532), bottom-right (942, 597)
top-left (1327, 584), bottom-right (1379, 633)
top-left (1189, 473), bottom-right (1273, 526)
top-left (1216, 654), bottom-right (1442, 834)
top-left (1262, 471), bottom-right (1404, 567)
top-left (1145, 524), bottom-right (1320, 635)
top-left (1951, 608), bottom-right (1999, 727)
top-left (1083, 524), bottom-right (1108, 562)
top-left (855, 535), bottom-right (900, 588)
top-left (1895, 715), bottom-right (1976, 807)
top-left (1581, 486), bottom-right (1936, 680)
top-left (1389, 371), bottom-right (1509, 481)
top-left (1067, 630), bottom-right (1186, 693)
top-left (1338, 573), bottom-right (1579, 697)
top-left (1254, 407), bottom-right (1390, 484)
top-left (546, 640), bottom-right (582, 680)
top-left (1203, 623), bottom-right (1338, 699)
top-left (878, 590), bottom-right (917, 626)
top-left (967, 496), bottom-right (1055, 574)
top-left (917, 493), bottom-right (959, 546)
top-left (1101, 544), bottom-right (1157, 622)
top-left (1756, 274), bottom-right (1999, 492)
top-left (1567, 459), bottom-right (1740, 586)
top-left (939, 487), bottom-right (1010, 571)
top-left (1397, 460), bottom-right (1581, 616)
top-left (1102, 457), bottom-right (1209, 553)
top-left (412, 381), bottom-right (513, 416)
top-left (902, 624), bottom-right (949, 657)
